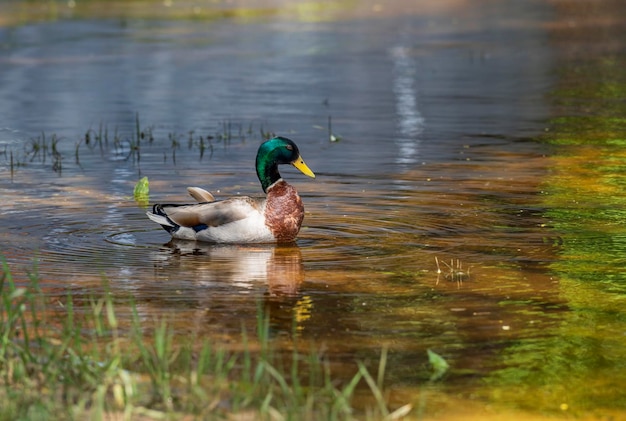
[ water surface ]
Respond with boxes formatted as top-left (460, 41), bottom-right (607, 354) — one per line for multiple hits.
top-left (1, 1), bottom-right (625, 419)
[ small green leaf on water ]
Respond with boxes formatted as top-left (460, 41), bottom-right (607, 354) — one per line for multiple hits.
top-left (427, 349), bottom-right (449, 381)
top-left (133, 176), bottom-right (149, 207)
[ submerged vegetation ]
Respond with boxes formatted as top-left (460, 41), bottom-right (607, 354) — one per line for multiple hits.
top-left (488, 30), bottom-right (626, 418)
top-left (2, 115), bottom-right (280, 176)
top-left (1, 112), bottom-right (347, 178)
top-left (0, 257), bottom-right (424, 420)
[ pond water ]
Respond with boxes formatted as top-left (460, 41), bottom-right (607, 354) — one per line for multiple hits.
top-left (2, 0), bottom-right (626, 419)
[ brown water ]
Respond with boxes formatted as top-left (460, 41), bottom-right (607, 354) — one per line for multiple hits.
top-left (1, 1), bottom-right (626, 419)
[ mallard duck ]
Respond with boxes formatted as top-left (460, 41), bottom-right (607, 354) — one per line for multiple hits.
top-left (147, 136), bottom-right (315, 243)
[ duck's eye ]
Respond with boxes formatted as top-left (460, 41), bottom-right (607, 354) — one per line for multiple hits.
top-left (285, 145), bottom-right (293, 151)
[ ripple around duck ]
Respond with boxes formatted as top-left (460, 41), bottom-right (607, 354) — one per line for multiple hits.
top-left (0, 198), bottom-right (152, 284)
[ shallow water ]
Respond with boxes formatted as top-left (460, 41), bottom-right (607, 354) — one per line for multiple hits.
top-left (2, 0), bottom-right (626, 419)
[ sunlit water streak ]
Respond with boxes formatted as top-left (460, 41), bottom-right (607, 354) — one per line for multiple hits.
top-left (390, 44), bottom-right (424, 165)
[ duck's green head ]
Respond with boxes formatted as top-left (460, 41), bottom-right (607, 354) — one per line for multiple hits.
top-left (256, 137), bottom-right (316, 192)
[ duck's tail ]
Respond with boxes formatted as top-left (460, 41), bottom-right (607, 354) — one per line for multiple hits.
top-left (147, 204), bottom-right (178, 233)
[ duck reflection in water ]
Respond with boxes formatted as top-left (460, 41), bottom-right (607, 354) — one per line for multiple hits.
top-left (150, 240), bottom-right (311, 335)
top-left (157, 240), bottom-right (304, 295)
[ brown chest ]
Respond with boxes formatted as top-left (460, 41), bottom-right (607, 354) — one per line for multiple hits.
top-left (264, 181), bottom-right (305, 242)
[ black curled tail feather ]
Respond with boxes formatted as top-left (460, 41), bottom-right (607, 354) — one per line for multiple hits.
top-left (151, 204), bottom-right (180, 234)
top-left (152, 203), bottom-right (166, 216)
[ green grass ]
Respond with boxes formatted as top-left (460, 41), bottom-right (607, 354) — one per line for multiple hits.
top-left (0, 257), bottom-right (412, 420)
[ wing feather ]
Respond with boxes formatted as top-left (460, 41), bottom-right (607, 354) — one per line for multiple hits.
top-left (161, 197), bottom-right (265, 228)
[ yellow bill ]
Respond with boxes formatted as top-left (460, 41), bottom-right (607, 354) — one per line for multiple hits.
top-left (292, 156), bottom-right (316, 178)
